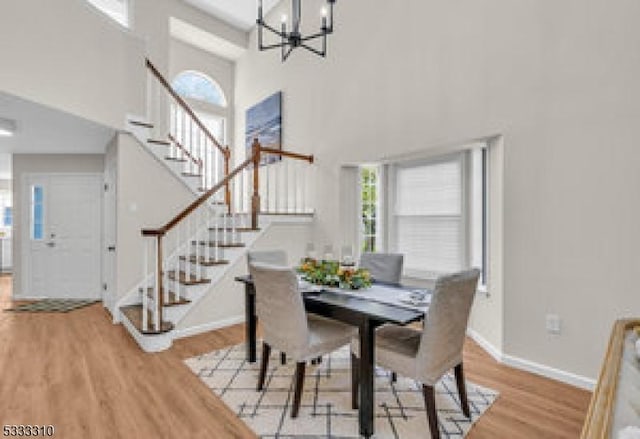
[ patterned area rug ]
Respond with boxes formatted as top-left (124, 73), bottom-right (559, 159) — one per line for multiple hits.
top-left (185, 342), bottom-right (498, 438)
top-left (5, 299), bottom-right (99, 313)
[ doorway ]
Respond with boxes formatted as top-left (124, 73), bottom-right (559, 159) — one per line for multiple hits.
top-left (22, 173), bottom-right (102, 299)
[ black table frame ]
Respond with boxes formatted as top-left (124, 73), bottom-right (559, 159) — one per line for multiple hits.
top-left (235, 276), bottom-right (423, 438)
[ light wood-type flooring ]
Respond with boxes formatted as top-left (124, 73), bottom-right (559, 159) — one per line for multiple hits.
top-left (0, 275), bottom-right (591, 438)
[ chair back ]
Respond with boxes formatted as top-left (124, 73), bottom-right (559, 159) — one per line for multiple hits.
top-left (417, 269), bottom-right (480, 382)
top-left (359, 252), bottom-right (404, 285)
top-left (249, 263), bottom-right (309, 353)
top-left (247, 250), bottom-right (288, 270)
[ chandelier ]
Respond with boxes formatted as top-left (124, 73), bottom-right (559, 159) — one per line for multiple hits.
top-left (257, 0), bottom-right (337, 62)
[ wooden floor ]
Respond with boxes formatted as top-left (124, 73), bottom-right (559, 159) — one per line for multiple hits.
top-left (0, 275), bottom-right (591, 438)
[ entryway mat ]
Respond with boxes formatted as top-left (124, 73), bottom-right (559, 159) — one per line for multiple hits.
top-left (5, 299), bottom-right (99, 313)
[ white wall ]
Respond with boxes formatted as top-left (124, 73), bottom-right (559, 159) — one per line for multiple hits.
top-left (177, 222), bottom-right (312, 331)
top-left (235, 0), bottom-right (640, 381)
top-left (0, 0), bottom-right (146, 130)
top-left (12, 154), bottom-right (106, 297)
top-left (114, 133), bottom-right (194, 301)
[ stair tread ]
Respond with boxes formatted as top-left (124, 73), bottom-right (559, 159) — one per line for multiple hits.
top-left (209, 227), bottom-right (260, 232)
top-left (143, 288), bottom-right (191, 307)
top-left (180, 255), bottom-right (229, 266)
top-left (129, 120), bottom-right (154, 129)
top-left (120, 305), bottom-right (174, 335)
top-left (148, 139), bottom-right (171, 146)
top-left (193, 240), bottom-right (245, 248)
top-left (168, 270), bottom-right (211, 285)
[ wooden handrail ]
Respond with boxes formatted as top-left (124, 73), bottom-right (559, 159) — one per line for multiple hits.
top-left (259, 146), bottom-right (314, 163)
top-left (142, 156), bottom-right (254, 237)
top-left (145, 58), bottom-right (226, 155)
top-left (167, 134), bottom-right (202, 168)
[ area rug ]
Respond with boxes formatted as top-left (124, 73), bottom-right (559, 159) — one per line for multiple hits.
top-left (185, 342), bottom-right (498, 438)
top-left (5, 299), bottom-right (99, 313)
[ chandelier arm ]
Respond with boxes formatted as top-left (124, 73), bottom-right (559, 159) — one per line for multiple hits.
top-left (261, 42), bottom-right (289, 51)
top-left (301, 43), bottom-right (326, 57)
top-left (300, 32), bottom-right (327, 42)
top-left (260, 22), bottom-right (286, 38)
top-left (283, 46), bottom-right (295, 62)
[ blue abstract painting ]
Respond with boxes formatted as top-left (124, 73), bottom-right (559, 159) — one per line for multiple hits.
top-left (245, 92), bottom-right (282, 165)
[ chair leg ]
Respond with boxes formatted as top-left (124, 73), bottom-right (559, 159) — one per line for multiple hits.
top-left (350, 352), bottom-right (359, 410)
top-left (280, 352), bottom-right (287, 365)
top-left (422, 385), bottom-right (441, 439)
top-left (291, 362), bottom-right (306, 418)
top-left (257, 342), bottom-right (271, 391)
top-left (391, 372), bottom-right (397, 383)
top-left (454, 362), bottom-right (471, 418)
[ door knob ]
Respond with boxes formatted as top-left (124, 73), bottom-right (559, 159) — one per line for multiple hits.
top-left (107, 246), bottom-right (116, 252)
top-left (46, 241), bottom-right (55, 248)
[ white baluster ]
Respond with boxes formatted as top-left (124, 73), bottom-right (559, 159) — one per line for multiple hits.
top-left (154, 239), bottom-right (160, 331)
top-left (142, 239), bottom-right (149, 332)
top-left (175, 224), bottom-right (181, 302)
top-left (214, 212), bottom-right (220, 262)
top-left (302, 162), bottom-right (307, 213)
top-left (163, 238), bottom-right (169, 305)
top-left (231, 179), bottom-right (237, 242)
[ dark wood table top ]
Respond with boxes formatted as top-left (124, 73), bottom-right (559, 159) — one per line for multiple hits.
top-left (235, 275), bottom-right (423, 326)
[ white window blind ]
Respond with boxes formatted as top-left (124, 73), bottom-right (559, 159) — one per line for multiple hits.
top-left (393, 156), bottom-right (464, 276)
top-left (87, 0), bottom-right (129, 27)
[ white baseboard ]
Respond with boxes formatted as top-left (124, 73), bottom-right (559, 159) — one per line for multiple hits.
top-left (173, 315), bottom-right (246, 340)
top-left (466, 328), bottom-right (503, 363)
top-left (466, 328), bottom-right (595, 391)
top-left (501, 354), bottom-right (595, 391)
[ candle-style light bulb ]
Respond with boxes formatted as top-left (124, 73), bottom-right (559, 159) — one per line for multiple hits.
top-left (281, 14), bottom-right (288, 24)
top-left (321, 6), bottom-right (328, 29)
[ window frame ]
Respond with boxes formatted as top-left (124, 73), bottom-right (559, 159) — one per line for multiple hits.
top-left (85, 0), bottom-right (131, 29)
top-left (30, 185), bottom-right (45, 241)
top-left (358, 165), bottom-right (382, 254)
top-left (172, 71), bottom-right (228, 109)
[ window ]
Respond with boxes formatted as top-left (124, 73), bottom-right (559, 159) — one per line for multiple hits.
top-left (86, 0), bottom-right (129, 28)
top-left (172, 71), bottom-right (227, 108)
top-left (388, 144), bottom-right (489, 285)
top-left (31, 186), bottom-right (44, 240)
top-left (360, 166), bottom-right (380, 253)
top-left (3, 207), bottom-right (11, 227)
top-left (392, 156), bottom-right (465, 277)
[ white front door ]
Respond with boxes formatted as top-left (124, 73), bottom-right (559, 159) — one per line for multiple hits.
top-left (103, 159), bottom-right (117, 311)
top-left (24, 174), bottom-right (102, 299)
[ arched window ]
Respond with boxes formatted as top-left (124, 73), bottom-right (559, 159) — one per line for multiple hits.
top-left (172, 71), bottom-right (227, 108)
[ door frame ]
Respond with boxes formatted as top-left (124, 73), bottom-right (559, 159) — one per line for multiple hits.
top-left (21, 172), bottom-right (104, 300)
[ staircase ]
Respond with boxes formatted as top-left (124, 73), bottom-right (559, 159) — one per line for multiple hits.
top-left (116, 59), bottom-right (315, 352)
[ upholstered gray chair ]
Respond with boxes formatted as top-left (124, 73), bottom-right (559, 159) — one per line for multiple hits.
top-left (247, 249), bottom-right (288, 268)
top-left (250, 263), bottom-right (358, 418)
top-left (359, 252), bottom-right (404, 285)
top-left (351, 269), bottom-right (480, 439)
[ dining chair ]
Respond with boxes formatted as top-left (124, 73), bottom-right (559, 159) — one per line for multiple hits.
top-left (359, 252), bottom-right (404, 285)
top-left (351, 269), bottom-right (480, 439)
top-left (247, 249), bottom-right (288, 268)
top-left (249, 263), bottom-right (358, 418)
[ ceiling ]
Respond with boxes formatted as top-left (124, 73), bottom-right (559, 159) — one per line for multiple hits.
top-left (0, 92), bottom-right (115, 156)
top-left (183, 0), bottom-right (280, 31)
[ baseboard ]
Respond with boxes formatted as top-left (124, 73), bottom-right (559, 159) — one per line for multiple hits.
top-left (466, 328), bottom-right (503, 363)
top-left (501, 354), bottom-right (596, 391)
top-left (173, 315), bottom-right (246, 340)
top-left (466, 328), bottom-right (596, 391)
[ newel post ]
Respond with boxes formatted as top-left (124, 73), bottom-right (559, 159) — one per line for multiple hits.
top-left (224, 147), bottom-right (231, 214)
top-left (251, 139), bottom-right (261, 230)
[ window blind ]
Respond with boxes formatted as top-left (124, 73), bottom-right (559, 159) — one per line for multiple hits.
top-left (393, 157), bottom-right (464, 276)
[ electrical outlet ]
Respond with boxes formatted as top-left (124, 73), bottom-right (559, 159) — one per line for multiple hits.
top-left (546, 314), bottom-right (562, 335)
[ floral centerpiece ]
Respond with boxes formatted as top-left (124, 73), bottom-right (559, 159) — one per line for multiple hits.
top-left (297, 258), bottom-right (372, 290)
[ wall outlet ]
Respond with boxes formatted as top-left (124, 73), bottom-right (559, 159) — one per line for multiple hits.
top-left (546, 314), bottom-right (562, 335)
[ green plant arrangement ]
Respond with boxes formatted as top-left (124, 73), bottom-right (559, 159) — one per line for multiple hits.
top-left (297, 258), bottom-right (372, 290)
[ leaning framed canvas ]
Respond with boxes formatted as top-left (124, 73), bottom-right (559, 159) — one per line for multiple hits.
top-left (245, 91), bottom-right (282, 166)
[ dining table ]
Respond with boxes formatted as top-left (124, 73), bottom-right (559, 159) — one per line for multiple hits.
top-left (234, 275), bottom-right (429, 438)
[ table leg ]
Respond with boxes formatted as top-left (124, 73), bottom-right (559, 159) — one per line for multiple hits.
top-left (358, 319), bottom-right (375, 438)
top-left (245, 283), bottom-right (257, 363)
